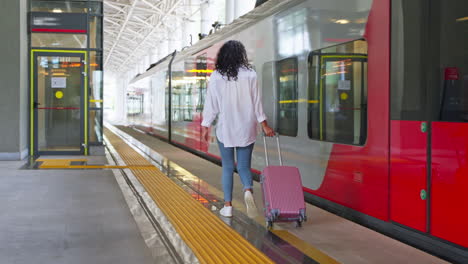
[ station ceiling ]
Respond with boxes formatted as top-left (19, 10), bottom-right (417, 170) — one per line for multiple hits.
top-left (103, 0), bottom-right (191, 73)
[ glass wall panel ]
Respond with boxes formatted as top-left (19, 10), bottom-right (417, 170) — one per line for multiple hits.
top-left (89, 16), bottom-right (102, 49)
top-left (89, 51), bottom-right (103, 108)
top-left (32, 33), bottom-right (87, 48)
top-left (89, 109), bottom-right (103, 144)
top-left (89, 2), bottom-right (103, 14)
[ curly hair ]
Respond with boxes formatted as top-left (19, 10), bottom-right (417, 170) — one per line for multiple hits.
top-left (215, 40), bottom-right (251, 81)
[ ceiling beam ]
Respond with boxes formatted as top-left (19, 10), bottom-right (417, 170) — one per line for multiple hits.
top-left (104, 0), bottom-right (140, 68)
top-left (116, 0), bottom-right (185, 71)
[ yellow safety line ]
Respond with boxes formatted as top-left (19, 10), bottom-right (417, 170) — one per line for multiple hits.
top-left (36, 158), bottom-right (88, 165)
top-left (35, 158), bottom-right (155, 169)
top-left (39, 165), bottom-right (156, 169)
top-left (36, 159), bottom-right (88, 161)
top-left (90, 99), bottom-right (103, 103)
top-left (272, 230), bottom-right (340, 264)
top-left (105, 128), bottom-right (274, 264)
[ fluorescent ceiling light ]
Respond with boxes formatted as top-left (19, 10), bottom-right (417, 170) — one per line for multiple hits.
top-left (335, 19), bottom-right (350, 24)
top-left (355, 18), bottom-right (367, 24)
top-left (52, 8), bottom-right (63, 13)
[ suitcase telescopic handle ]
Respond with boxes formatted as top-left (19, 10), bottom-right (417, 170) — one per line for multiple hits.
top-left (262, 133), bottom-right (283, 166)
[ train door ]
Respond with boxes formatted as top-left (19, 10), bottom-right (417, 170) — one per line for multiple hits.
top-left (31, 50), bottom-right (87, 156)
top-left (390, 0), bottom-right (468, 247)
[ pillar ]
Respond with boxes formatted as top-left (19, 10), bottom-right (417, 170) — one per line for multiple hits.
top-left (200, 0), bottom-right (216, 35)
top-left (234, 0), bottom-right (255, 19)
top-left (0, 0), bottom-right (28, 160)
top-left (225, 0), bottom-right (234, 24)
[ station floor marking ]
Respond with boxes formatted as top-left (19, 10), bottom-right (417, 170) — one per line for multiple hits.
top-left (36, 159), bottom-right (155, 169)
top-left (105, 129), bottom-right (274, 264)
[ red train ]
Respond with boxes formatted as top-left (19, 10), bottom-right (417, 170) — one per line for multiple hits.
top-left (124, 0), bottom-right (468, 262)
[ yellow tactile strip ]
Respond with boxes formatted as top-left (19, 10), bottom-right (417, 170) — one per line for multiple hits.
top-left (36, 159), bottom-right (155, 169)
top-left (105, 129), bottom-right (274, 264)
top-left (36, 159), bottom-right (87, 167)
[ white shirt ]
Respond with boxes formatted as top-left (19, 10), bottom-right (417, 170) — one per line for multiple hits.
top-left (201, 67), bottom-right (267, 147)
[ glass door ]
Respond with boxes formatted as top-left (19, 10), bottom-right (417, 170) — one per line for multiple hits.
top-left (33, 52), bottom-right (85, 155)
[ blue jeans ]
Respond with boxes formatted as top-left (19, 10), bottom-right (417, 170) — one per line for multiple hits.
top-left (217, 139), bottom-right (254, 202)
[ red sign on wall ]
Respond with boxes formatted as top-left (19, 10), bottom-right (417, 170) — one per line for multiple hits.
top-left (444, 67), bottom-right (459, 80)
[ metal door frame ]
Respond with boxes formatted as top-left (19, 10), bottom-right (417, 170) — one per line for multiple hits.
top-left (30, 49), bottom-right (88, 156)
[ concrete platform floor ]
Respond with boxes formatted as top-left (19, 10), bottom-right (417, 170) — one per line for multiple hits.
top-left (0, 158), bottom-right (154, 264)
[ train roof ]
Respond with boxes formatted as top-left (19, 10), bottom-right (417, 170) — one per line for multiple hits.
top-left (130, 0), bottom-right (304, 84)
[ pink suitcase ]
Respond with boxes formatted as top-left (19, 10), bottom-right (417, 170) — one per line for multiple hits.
top-left (261, 135), bottom-right (307, 228)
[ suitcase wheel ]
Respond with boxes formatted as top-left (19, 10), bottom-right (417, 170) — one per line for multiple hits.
top-left (299, 209), bottom-right (307, 222)
top-left (295, 219), bottom-right (302, 228)
top-left (266, 220), bottom-right (273, 229)
top-left (295, 214), bottom-right (305, 228)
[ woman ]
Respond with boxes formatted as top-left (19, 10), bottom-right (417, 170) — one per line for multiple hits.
top-left (201, 40), bottom-right (275, 218)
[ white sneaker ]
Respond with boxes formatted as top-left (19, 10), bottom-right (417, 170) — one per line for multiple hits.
top-left (244, 191), bottom-right (258, 217)
top-left (220, 206), bottom-right (232, 218)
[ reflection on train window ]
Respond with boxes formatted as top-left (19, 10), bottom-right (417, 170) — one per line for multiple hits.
top-left (172, 54), bottom-right (208, 122)
top-left (308, 40), bottom-right (368, 145)
top-left (277, 57), bottom-right (298, 137)
top-left (171, 69), bottom-right (188, 122)
top-left (276, 9), bottom-right (308, 57)
top-left (127, 93), bottom-right (144, 116)
top-left (261, 62), bottom-right (276, 128)
top-left (195, 54), bottom-right (208, 113)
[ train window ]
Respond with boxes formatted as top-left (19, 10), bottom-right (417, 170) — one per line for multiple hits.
top-left (262, 62), bottom-right (277, 129)
top-left (308, 40), bottom-right (368, 145)
top-left (277, 58), bottom-right (299, 137)
top-left (392, 0), bottom-right (468, 122)
top-left (195, 54), bottom-right (208, 113)
top-left (391, 0), bottom-right (427, 121)
top-left (126, 93), bottom-right (143, 116)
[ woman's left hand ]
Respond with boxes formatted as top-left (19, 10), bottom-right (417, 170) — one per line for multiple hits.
top-left (262, 125), bottom-right (275, 137)
top-left (201, 126), bottom-right (210, 143)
